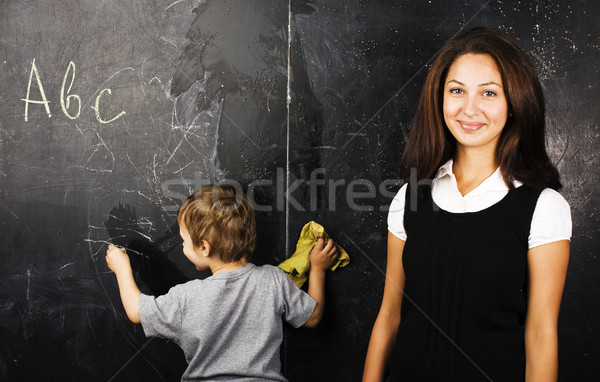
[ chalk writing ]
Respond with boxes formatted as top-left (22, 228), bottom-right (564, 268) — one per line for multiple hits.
top-left (22, 58), bottom-right (126, 124)
top-left (60, 61), bottom-right (81, 120)
top-left (94, 89), bottom-right (126, 124)
top-left (22, 58), bottom-right (51, 122)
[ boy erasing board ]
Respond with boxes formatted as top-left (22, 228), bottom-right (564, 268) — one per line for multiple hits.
top-left (105, 184), bottom-right (339, 381)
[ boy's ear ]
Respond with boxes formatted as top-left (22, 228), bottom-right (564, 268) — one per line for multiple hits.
top-left (195, 240), bottom-right (210, 257)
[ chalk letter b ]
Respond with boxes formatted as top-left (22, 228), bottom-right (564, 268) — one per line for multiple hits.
top-left (60, 61), bottom-right (81, 120)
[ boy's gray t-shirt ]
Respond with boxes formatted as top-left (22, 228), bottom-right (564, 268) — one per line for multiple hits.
top-left (138, 263), bottom-right (316, 381)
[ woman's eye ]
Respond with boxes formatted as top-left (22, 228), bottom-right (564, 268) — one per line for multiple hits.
top-left (449, 88), bottom-right (463, 94)
top-left (483, 90), bottom-right (496, 97)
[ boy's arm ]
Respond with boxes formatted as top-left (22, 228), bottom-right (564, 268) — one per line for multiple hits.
top-left (303, 238), bottom-right (338, 328)
top-left (106, 244), bottom-right (142, 324)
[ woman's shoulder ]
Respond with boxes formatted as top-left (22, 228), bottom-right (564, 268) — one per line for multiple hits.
top-left (512, 181), bottom-right (569, 209)
top-left (389, 183), bottom-right (409, 213)
top-left (387, 183), bottom-right (409, 240)
top-left (536, 187), bottom-right (571, 211)
top-left (528, 187), bottom-right (572, 248)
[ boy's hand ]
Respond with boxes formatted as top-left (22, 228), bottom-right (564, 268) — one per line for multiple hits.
top-left (106, 244), bottom-right (131, 275)
top-left (304, 238), bottom-right (338, 328)
top-left (309, 238), bottom-right (338, 272)
top-left (105, 244), bottom-right (142, 324)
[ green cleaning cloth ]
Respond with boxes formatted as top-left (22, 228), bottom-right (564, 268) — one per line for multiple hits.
top-left (278, 221), bottom-right (350, 288)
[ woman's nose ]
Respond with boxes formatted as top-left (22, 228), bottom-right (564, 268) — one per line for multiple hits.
top-left (463, 96), bottom-right (480, 117)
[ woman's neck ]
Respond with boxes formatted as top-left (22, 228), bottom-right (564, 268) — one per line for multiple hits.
top-left (452, 147), bottom-right (498, 196)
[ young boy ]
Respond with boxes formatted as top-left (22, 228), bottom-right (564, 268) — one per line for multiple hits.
top-left (105, 184), bottom-right (338, 381)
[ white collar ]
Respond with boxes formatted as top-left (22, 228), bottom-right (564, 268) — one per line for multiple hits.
top-left (434, 159), bottom-right (518, 193)
top-left (434, 159), bottom-right (455, 180)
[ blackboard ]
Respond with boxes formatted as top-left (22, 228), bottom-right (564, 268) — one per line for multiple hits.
top-left (1, 0), bottom-right (598, 381)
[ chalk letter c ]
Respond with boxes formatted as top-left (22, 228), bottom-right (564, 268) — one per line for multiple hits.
top-left (94, 88), bottom-right (126, 124)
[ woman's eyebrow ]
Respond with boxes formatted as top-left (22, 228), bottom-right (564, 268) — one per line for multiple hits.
top-left (446, 79), bottom-right (503, 88)
top-left (446, 79), bottom-right (464, 86)
top-left (479, 81), bottom-right (503, 87)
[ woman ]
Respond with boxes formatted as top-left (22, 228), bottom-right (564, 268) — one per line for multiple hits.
top-left (363, 27), bottom-right (571, 381)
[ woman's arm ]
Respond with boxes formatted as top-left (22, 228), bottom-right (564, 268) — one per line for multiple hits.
top-left (525, 240), bottom-right (569, 382)
top-left (362, 232), bottom-right (406, 382)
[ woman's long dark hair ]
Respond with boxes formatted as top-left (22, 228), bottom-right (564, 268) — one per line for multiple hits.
top-left (399, 27), bottom-right (561, 191)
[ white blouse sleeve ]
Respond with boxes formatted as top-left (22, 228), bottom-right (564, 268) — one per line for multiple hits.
top-left (528, 188), bottom-right (572, 248)
top-left (387, 183), bottom-right (408, 241)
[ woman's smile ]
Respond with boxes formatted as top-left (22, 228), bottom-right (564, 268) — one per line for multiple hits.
top-left (458, 120), bottom-right (486, 131)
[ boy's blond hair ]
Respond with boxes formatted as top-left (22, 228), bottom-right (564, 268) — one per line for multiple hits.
top-left (178, 185), bottom-right (256, 262)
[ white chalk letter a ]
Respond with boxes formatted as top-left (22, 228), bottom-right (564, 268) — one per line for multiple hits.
top-left (22, 58), bottom-right (52, 122)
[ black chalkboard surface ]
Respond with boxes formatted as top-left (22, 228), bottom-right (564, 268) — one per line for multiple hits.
top-left (1, 1), bottom-right (598, 381)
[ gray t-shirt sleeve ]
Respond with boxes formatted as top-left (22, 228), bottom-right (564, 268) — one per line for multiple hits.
top-left (139, 285), bottom-right (185, 341)
top-left (277, 268), bottom-right (317, 328)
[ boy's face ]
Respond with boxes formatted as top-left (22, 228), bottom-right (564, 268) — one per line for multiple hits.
top-left (179, 224), bottom-right (209, 271)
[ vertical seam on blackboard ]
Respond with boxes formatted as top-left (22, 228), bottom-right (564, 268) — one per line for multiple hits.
top-left (283, 0), bottom-right (292, 376)
top-left (286, 0), bottom-right (292, 260)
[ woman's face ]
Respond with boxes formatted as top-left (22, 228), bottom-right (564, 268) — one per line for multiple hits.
top-left (443, 53), bottom-right (508, 155)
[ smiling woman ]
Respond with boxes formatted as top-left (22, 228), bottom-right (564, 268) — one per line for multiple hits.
top-left (442, 53), bottom-right (510, 195)
top-left (443, 54), bottom-right (508, 159)
top-left (363, 27), bottom-right (571, 382)
top-left (396, 27), bottom-right (561, 192)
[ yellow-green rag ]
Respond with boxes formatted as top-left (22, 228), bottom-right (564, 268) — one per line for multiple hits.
top-left (277, 221), bottom-right (350, 288)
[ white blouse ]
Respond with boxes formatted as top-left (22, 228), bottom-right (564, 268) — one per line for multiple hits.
top-left (388, 160), bottom-right (572, 249)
